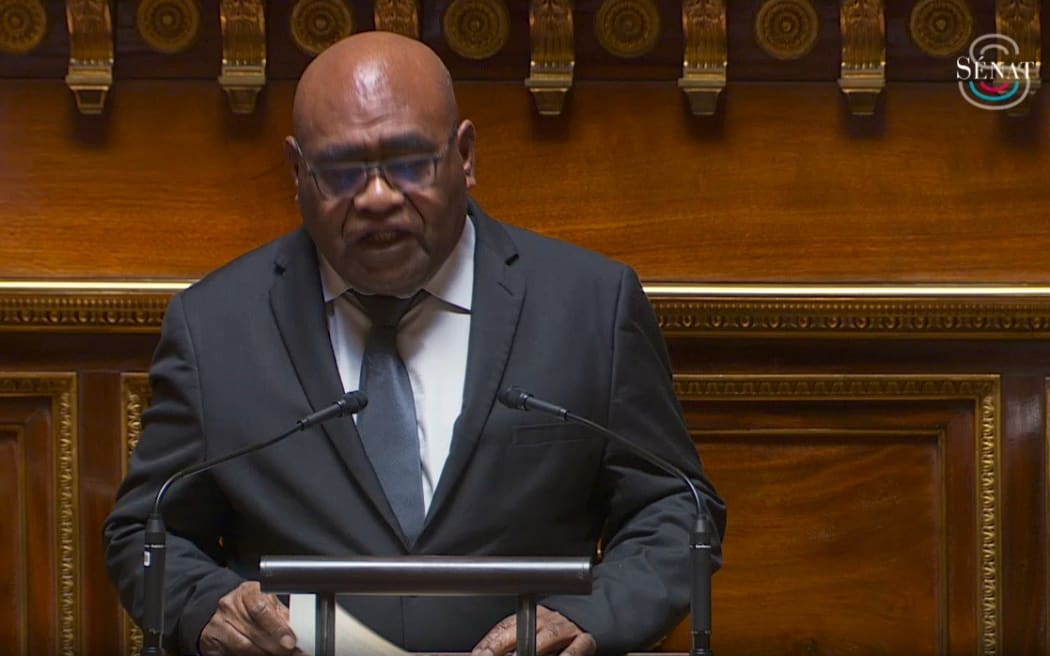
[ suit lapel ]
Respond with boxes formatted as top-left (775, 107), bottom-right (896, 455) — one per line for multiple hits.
top-left (268, 229), bottom-right (408, 545)
top-left (424, 203), bottom-right (525, 531)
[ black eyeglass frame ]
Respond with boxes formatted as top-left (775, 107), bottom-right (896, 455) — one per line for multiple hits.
top-left (292, 128), bottom-right (460, 200)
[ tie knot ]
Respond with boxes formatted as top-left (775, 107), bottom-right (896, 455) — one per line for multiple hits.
top-left (351, 291), bottom-right (426, 328)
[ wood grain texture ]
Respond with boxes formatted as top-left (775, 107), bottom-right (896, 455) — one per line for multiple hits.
top-left (687, 433), bottom-right (943, 655)
top-left (665, 338), bottom-right (1049, 655)
top-left (1, 80), bottom-right (1048, 282)
top-left (0, 395), bottom-right (59, 656)
top-left (660, 393), bottom-right (984, 656)
top-left (0, 423), bottom-right (29, 656)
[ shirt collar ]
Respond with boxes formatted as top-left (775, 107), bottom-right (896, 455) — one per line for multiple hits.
top-left (319, 216), bottom-right (475, 312)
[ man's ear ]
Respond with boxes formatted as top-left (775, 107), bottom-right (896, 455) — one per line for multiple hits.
top-left (456, 120), bottom-right (477, 189)
top-left (283, 136), bottom-right (302, 190)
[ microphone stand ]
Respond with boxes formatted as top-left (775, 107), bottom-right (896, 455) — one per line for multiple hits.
top-left (498, 388), bottom-right (715, 656)
top-left (139, 390), bottom-right (367, 655)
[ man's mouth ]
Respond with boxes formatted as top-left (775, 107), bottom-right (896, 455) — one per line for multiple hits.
top-left (361, 230), bottom-right (406, 246)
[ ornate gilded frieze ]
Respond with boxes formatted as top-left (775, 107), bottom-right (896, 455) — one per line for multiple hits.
top-left (0, 0), bottom-right (47, 54)
top-left (648, 285), bottom-right (1050, 339)
top-left (290, 0), bottom-right (353, 56)
top-left (678, 0), bottom-right (726, 116)
top-left (909, 0), bottom-right (974, 58)
top-left (995, 0), bottom-right (1040, 116)
top-left (219, 0), bottom-right (266, 114)
top-left (65, 0), bottom-right (113, 114)
top-left (838, 0), bottom-right (884, 116)
top-left (136, 0), bottom-right (200, 54)
top-left (0, 374), bottom-right (79, 656)
top-left (755, 0), bottom-right (818, 60)
top-left (8, 283), bottom-right (1050, 340)
top-left (677, 373), bottom-right (1001, 655)
top-left (443, 0), bottom-right (510, 60)
top-left (594, 0), bottom-right (660, 59)
top-left (374, 0), bottom-right (419, 38)
top-left (0, 291), bottom-right (171, 332)
top-left (525, 0), bottom-right (574, 116)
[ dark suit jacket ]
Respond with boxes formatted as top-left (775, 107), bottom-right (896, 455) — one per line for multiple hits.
top-left (104, 201), bottom-right (726, 655)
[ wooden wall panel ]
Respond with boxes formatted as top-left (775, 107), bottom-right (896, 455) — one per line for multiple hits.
top-left (694, 432), bottom-right (944, 655)
top-left (0, 422), bottom-right (30, 656)
top-left (0, 336), bottom-right (156, 656)
top-left (0, 375), bottom-right (78, 656)
top-left (660, 377), bottom-right (999, 655)
top-left (664, 336), bottom-right (1050, 656)
top-left (1, 80), bottom-right (1048, 282)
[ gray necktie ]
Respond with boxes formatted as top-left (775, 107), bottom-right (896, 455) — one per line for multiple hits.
top-left (352, 290), bottom-right (427, 543)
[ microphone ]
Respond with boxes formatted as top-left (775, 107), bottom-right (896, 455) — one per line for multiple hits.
top-left (497, 387), bottom-right (715, 656)
top-left (139, 390), bottom-right (368, 656)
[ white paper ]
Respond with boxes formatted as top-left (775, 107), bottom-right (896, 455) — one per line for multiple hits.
top-left (290, 594), bottom-right (411, 656)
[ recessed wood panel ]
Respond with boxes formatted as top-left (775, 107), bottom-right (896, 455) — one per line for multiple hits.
top-left (0, 425), bottom-right (29, 656)
top-left (0, 375), bottom-right (78, 656)
top-left (697, 432), bottom-right (942, 655)
top-left (663, 376), bottom-right (999, 656)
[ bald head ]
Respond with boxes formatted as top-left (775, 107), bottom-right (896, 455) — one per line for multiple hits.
top-left (292, 32), bottom-right (458, 144)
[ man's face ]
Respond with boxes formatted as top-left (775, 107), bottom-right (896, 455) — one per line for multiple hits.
top-left (288, 65), bottom-right (475, 296)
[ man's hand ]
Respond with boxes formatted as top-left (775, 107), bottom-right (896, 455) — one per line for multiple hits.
top-left (472, 606), bottom-right (597, 656)
top-left (199, 581), bottom-right (301, 655)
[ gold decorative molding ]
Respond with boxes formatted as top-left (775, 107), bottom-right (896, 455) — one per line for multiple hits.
top-left (136, 0), bottom-right (200, 54)
top-left (676, 373), bottom-right (1001, 655)
top-left (121, 373), bottom-right (151, 656)
top-left (290, 0), bottom-right (353, 56)
top-left (0, 289), bottom-right (173, 332)
top-left (678, 0), bottom-right (726, 116)
top-left (443, 0), bottom-right (510, 60)
top-left (996, 0), bottom-right (1040, 117)
top-left (525, 0), bottom-right (574, 116)
top-left (219, 0), bottom-right (266, 114)
top-left (120, 373), bottom-right (151, 476)
top-left (65, 0), bottom-right (114, 114)
top-left (649, 285), bottom-right (1050, 339)
top-left (374, 0), bottom-right (419, 38)
top-left (594, 0), bottom-right (660, 59)
top-left (755, 0), bottom-right (818, 60)
top-left (10, 282), bottom-right (1050, 339)
top-left (976, 385), bottom-right (999, 656)
top-left (0, 0), bottom-right (47, 54)
top-left (838, 0), bottom-right (884, 116)
top-left (909, 0), bottom-right (974, 58)
top-left (0, 374), bottom-right (79, 656)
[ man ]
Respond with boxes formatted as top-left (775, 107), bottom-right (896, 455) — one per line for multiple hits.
top-left (105, 32), bottom-right (725, 656)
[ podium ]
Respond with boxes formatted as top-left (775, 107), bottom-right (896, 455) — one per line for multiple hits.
top-left (260, 555), bottom-right (593, 656)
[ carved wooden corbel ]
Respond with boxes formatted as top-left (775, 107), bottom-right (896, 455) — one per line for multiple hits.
top-left (525, 0), bottom-right (574, 116)
top-left (996, 0), bottom-right (1040, 117)
top-left (838, 0), bottom-right (885, 116)
top-left (375, 0), bottom-right (420, 38)
top-left (219, 0), bottom-right (266, 114)
top-left (65, 0), bottom-right (113, 114)
top-left (678, 0), bottom-right (725, 117)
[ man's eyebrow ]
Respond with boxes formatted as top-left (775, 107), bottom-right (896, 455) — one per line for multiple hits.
top-left (313, 133), bottom-right (439, 163)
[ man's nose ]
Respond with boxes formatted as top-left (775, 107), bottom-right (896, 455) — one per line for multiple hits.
top-left (353, 168), bottom-right (404, 212)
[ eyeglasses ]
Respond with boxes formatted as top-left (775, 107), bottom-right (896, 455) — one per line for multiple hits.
top-left (294, 131), bottom-right (457, 200)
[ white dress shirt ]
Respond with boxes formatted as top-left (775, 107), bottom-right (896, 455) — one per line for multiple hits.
top-left (319, 218), bottom-right (475, 514)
